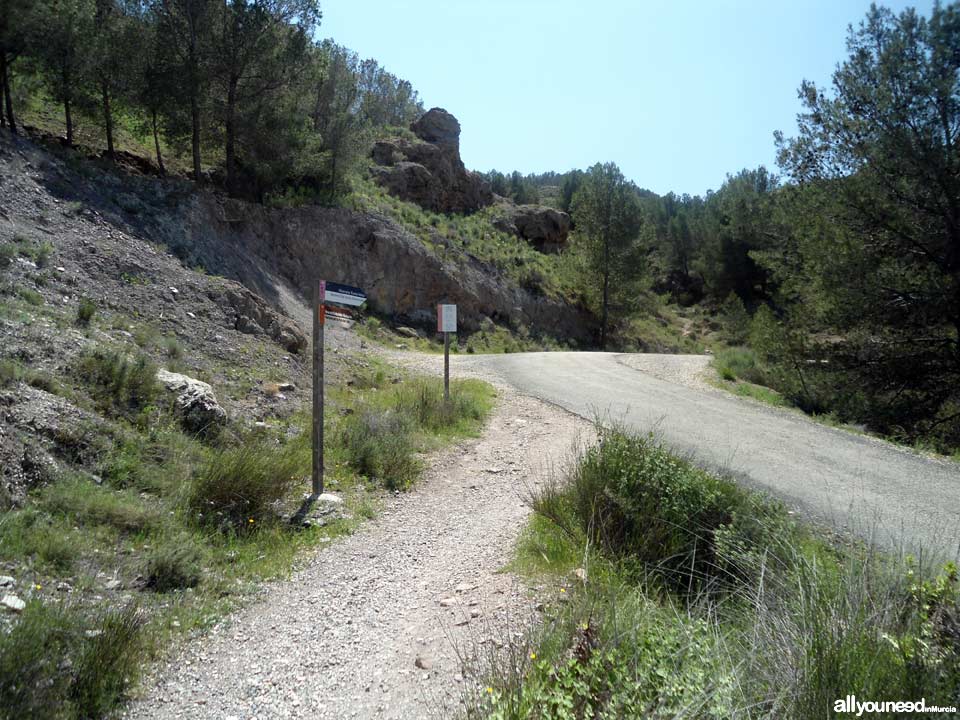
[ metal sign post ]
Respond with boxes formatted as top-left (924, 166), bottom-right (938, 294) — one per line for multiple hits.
top-left (312, 280), bottom-right (325, 497)
top-left (437, 304), bottom-right (457, 402)
top-left (312, 279), bottom-right (367, 498)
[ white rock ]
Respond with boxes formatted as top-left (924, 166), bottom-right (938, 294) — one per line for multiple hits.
top-left (157, 369), bottom-right (227, 433)
top-left (1, 594), bottom-right (25, 612)
top-left (0, 576), bottom-right (14, 588)
top-left (316, 493), bottom-right (343, 505)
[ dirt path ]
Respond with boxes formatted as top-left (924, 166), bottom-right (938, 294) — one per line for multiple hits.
top-left (125, 379), bottom-right (590, 720)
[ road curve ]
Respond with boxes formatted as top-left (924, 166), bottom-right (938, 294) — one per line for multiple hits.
top-left (460, 352), bottom-right (960, 560)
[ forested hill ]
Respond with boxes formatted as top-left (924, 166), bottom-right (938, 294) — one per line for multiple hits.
top-left (0, 0), bottom-right (420, 202)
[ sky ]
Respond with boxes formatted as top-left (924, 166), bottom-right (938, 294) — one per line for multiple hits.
top-left (320, 0), bottom-right (919, 197)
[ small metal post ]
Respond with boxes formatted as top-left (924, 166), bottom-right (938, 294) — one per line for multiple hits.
top-left (312, 280), bottom-right (325, 497)
top-left (443, 331), bottom-right (450, 402)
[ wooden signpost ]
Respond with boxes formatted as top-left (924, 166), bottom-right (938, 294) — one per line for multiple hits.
top-left (437, 304), bottom-right (457, 402)
top-left (312, 279), bottom-right (366, 497)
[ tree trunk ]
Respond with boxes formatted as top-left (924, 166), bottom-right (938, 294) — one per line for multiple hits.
top-left (1, 54), bottom-right (16, 133)
top-left (224, 74), bottom-right (238, 194)
top-left (600, 270), bottom-right (609, 350)
top-left (101, 79), bottom-right (114, 158)
top-left (151, 109), bottom-right (165, 176)
top-left (64, 96), bottom-right (73, 147)
top-left (600, 237), bottom-right (610, 350)
top-left (190, 92), bottom-right (201, 183)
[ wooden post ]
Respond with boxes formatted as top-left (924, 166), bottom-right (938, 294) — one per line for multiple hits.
top-left (443, 331), bottom-right (450, 402)
top-left (312, 280), bottom-right (325, 497)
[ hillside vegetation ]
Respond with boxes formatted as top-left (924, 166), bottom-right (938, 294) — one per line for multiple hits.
top-left (471, 424), bottom-right (960, 719)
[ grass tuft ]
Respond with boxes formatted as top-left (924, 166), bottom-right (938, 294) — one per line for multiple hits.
top-left (76, 349), bottom-right (159, 419)
top-left (186, 439), bottom-right (307, 531)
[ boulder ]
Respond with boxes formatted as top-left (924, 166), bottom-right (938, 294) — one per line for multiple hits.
top-left (494, 204), bottom-right (571, 253)
top-left (411, 108), bottom-right (461, 149)
top-left (156, 369), bottom-right (227, 435)
top-left (370, 108), bottom-right (493, 214)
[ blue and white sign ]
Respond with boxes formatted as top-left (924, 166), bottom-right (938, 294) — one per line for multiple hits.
top-left (324, 282), bottom-right (366, 308)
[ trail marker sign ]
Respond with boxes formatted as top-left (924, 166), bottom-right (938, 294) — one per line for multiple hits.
top-left (325, 282), bottom-right (366, 308)
top-left (437, 304), bottom-right (457, 333)
top-left (437, 304), bottom-right (457, 402)
top-left (312, 278), bottom-right (366, 496)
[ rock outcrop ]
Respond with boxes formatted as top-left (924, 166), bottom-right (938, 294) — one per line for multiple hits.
top-left (370, 108), bottom-right (493, 214)
top-left (156, 369), bottom-right (228, 435)
top-left (211, 285), bottom-right (307, 354)
top-left (172, 196), bottom-right (595, 342)
top-left (494, 204), bottom-right (572, 254)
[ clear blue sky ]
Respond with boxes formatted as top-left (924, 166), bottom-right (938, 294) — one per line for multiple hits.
top-left (321, 0), bottom-right (919, 197)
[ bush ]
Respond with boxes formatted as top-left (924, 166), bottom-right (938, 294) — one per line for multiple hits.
top-left (68, 605), bottom-right (144, 717)
top-left (713, 346), bottom-right (766, 385)
top-left (163, 334), bottom-right (182, 359)
top-left (339, 409), bottom-right (419, 490)
top-left (75, 297), bottom-right (96, 327)
top-left (392, 377), bottom-right (490, 434)
top-left (76, 349), bottom-right (159, 418)
top-left (0, 601), bottom-right (143, 720)
top-left (0, 509), bottom-right (79, 572)
top-left (144, 536), bottom-right (204, 591)
top-left (534, 427), bottom-right (785, 593)
top-left (0, 359), bottom-right (21, 387)
top-left (482, 425), bottom-right (960, 720)
top-left (187, 440), bottom-right (306, 530)
top-left (40, 476), bottom-right (160, 534)
top-left (34, 242), bottom-right (52, 269)
top-left (0, 243), bottom-right (14, 268)
top-left (17, 287), bottom-right (43, 306)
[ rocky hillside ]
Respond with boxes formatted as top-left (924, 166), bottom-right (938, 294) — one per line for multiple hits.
top-left (0, 133), bottom-right (364, 506)
top-left (3, 116), bottom-right (593, 346)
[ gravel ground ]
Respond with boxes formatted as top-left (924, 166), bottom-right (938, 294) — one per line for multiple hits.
top-left (614, 353), bottom-right (714, 392)
top-left (125, 365), bottom-right (591, 720)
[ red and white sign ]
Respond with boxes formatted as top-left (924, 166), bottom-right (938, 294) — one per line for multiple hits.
top-left (437, 304), bottom-right (457, 333)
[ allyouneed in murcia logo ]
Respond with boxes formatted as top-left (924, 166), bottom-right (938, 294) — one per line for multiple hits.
top-left (835, 696), bottom-right (959, 716)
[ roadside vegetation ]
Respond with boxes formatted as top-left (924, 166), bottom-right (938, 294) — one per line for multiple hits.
top-left (469, 424), bottom-right (960, 719)
top-left (0, 300), bottom-right (494, 720)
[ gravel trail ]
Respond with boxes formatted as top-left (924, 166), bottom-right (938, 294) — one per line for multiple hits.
top-left (125, 382), bottom-right (590, 720)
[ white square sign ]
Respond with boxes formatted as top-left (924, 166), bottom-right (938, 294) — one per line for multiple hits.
top-left (437, 304), bottom-right (457, 333)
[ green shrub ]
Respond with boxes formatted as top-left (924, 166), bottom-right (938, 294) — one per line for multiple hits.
top-left (713, 346), bottom-right (766, 385)
top-left (76, 349), bottom-right (159, 418)
top-left (0, 243), bottom-right (15, 268)
top-left (144, 536), bottom-right (204, 591)
top-left (68, 605), bottom-right (144, 717)
top-left (40, 476), bottom-right (160, 534)
top-left (533, 427), bottom-right (786, 593)
top-left (187, 440), bottom-right (306, 530)
top-left (75, 297), bottom-right (96, 327)
top-left (17, 287), bottom-right (43, 306)
top-left (132, 324), bottom-right (157, 348)
top-left (34, 242), bottom-right (53, 269)
top-left (0, 601), bottom-right (143, 720)
top-left (339, 409), bottom-right (419, 490)
top-left (163, 334), bottom-right (182, 359)
top-left (0, 359), bottom-right (22, 387)
top-left (392, 377), bottom-right (490, 434)
top-left (0, 507), bottom-right (81, 572)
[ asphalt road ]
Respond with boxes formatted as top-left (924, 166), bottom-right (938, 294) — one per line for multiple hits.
top-left (463, 352), bottom-right (960, 560)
